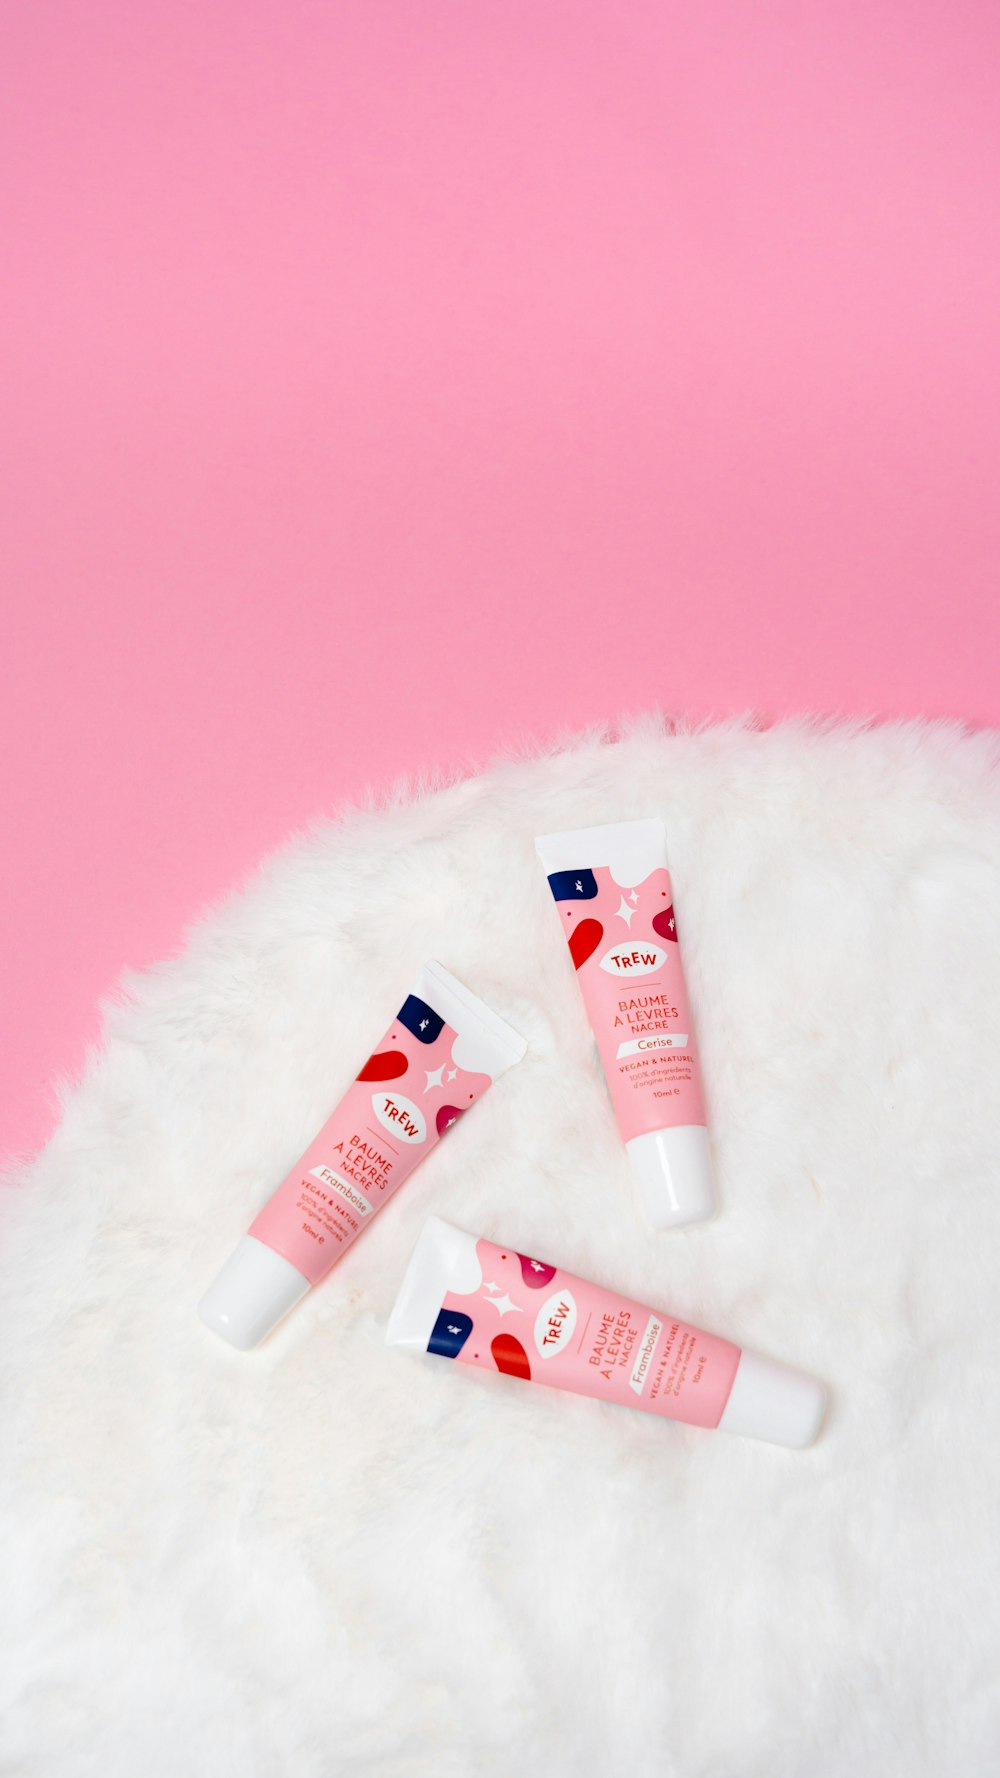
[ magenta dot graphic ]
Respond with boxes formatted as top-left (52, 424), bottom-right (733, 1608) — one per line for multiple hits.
top-left (436, 1104), bottom-right (465, 1136)
top-left (517, 1253), bottom-right (556, 1290)
top-left (652, 905), bottom-right (679, 942)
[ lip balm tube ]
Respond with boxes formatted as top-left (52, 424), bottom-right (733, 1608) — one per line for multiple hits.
top-left (198, 964), bottom-right (526, 1349)
top-left (535, 817), bottom-right (715, 1230)
top-left (388, 1218), bottom-right (827, 1448)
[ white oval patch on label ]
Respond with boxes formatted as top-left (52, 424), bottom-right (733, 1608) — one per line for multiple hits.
top-left (371, 1092), bottom-right (427, 1144)
top-left (599, 942), bottom-right (667, 977)
top-left (534, 1288), bottom-right (578, 1359)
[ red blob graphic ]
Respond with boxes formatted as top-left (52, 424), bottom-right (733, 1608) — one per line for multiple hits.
top-left (517, 1253), bottom-right (556, 1290)
top-left (356, 1049), bottom-right (409, 1082)
top-left (652, 905), bottom-right (679, 943)
top-left (491, 1334), bottom-right (532, 1381)
top-left (568, 917), bottom-right (603, 970)
top-left (436, 1104), bottom-right (465, 1136)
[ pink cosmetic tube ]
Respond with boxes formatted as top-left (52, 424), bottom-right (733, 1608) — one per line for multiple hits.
top-left (536, 817), bottom-right (716, 1230)
top-left (199, 963), bottom-right (526, 1349)
top-left (388, 1218), bottom-right (827, 1448)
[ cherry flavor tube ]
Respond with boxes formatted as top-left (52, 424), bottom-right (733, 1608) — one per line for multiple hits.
top-left (535, 817), bottom-right (715, 1230)
top-left (199, 963), bottom-right (526, 1349)
top-left (387, 1218), bottom-right (827, 1448)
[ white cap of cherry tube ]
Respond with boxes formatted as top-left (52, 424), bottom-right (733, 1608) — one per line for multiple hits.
top-left (626, 1125), bottom-right (717, 1229)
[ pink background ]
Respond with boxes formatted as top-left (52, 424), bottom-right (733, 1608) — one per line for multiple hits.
top-left (3, 1), bottom-right (999, 1162)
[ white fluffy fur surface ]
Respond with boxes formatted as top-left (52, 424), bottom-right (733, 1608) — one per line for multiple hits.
top-left (3, 718), bottom-right (1000, 1778)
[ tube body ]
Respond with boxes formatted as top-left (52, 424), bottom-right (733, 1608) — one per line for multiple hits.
top-left (535, 817), bottom-right (715, 1229)
top-left (388, 1219), bottom-right (827, 1448)
top-left (199, 963), bottom-right (526, 1348)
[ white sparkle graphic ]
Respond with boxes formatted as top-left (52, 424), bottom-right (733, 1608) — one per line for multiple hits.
top-left (529, 1260), bottom-right (545, 1272)
top-left (483, 1280), bottom-right (502, 1293)
top-left (447, 1325), bottom-right (461, 1336)
top-left (629, 889), bottom-right (639, 904)
top-left (486, 1293), bottom-right (522, 1317)
top-left (445, 1067), bottom-right (458, 1081)
top-left (419, 1018), bottom-right (428, 1031)
top-left (575, 879), bottom-right (583, 893)
top-left (615, 895), bottom-right (636, 927)
top-left (423, 1064), bottom-right (446, 1092)
top-left (668, 916), bottom-right (675, 932)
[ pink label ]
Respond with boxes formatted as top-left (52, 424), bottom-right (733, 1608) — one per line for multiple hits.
top-left (546, 863), bottom-right (706, 1141)
top-left (250, 989), bottom-right (492, 1284)
top-left (429, 1237), bottom-right (740, 1430)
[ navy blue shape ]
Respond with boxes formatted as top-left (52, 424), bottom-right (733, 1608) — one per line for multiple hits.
top-left (428, 1308), bottom-right (474, 1359)
top-left (397, 994), bottom-right (445, 1045)
top-left (547, 868), bottom-right (598, 903)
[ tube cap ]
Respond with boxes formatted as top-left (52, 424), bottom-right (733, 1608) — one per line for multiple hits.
top-left (198, 1236), bottom-right (310, 1350)
top-left (717, 1349), bottom-right (828, 1448)
top-left (626, 1126), bottom-right (717, 1230)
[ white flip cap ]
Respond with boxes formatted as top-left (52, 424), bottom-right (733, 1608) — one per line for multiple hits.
top-left (626, 1125), bottom-right (717, 1230)
top-left (198, 1236), bottom-right (310, 1351)
top-left (717, 1349), bottom-right (828, 1448)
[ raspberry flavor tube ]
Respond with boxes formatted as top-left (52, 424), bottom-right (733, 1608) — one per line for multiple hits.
top-left (387, 1218), bottom-right (826, 1448)
top-left (199, 964), bottom-right (526, 1349)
